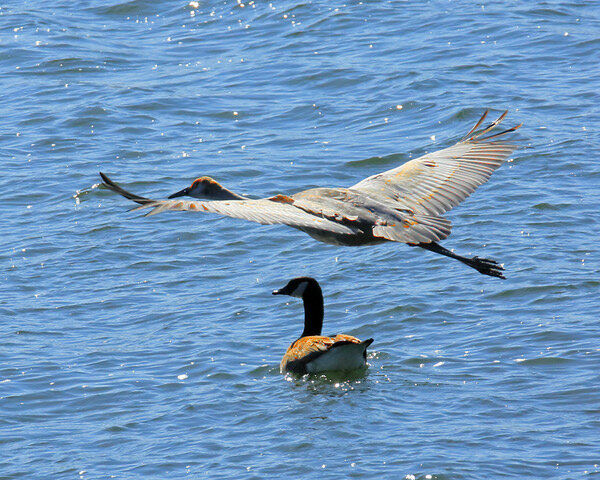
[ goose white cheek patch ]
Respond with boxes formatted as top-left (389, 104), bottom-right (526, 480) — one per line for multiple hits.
top-left (291, 281), bottom-right (308, 298)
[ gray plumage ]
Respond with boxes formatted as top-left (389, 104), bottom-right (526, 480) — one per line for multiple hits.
top-left (100, 110), bottom-right (521, 278)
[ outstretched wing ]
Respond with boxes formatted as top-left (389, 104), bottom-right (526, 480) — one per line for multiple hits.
top-left (350, 111), bottom-right (522, 216)
top-left (99, 173), bottom-right (358, 235)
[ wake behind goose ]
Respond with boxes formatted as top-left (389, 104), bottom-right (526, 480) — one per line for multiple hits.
top-left (100, 110), bottom-right (521, 278)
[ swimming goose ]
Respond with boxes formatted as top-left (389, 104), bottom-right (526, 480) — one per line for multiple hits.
top-left (273, 277), bottom-right (373, 374)
top-left (100, 110), bottom-right (521, 278)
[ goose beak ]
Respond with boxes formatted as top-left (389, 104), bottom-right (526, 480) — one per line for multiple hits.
top-left (168, 187), bottom-right (190, 199)
top-left (272, 285), bottom-right (291, 295)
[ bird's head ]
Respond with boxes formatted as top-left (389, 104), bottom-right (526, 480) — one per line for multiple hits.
top-left (272, 277), bottom-right (319, 299)
top-left (169, 177), bottom-right (235, 200)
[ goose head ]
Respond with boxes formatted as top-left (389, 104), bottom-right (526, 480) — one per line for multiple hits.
top-left (169, 177), bottom-right (245, 200)
top-left (272, 277), bottom-right (319, 299)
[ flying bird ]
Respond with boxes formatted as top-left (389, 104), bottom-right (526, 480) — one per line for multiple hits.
top-left (273, 277), bottom-right (373, 375)
top-left (100, 110), bottom-right (521, 278)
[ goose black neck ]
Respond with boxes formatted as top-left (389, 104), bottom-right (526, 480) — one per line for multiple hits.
top-left (300, 284), bottom-right (324, 337)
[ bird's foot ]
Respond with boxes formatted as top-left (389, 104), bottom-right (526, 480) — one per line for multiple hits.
top-left (468, 256), bottom-right (505, 279)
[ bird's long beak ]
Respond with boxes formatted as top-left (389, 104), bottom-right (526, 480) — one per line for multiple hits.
top-left (168, 187), bottom-right (190, 199)
top-left (272, 286), bottom-right (290, 296)
top-left (272, 289), bottom-right (282, 295)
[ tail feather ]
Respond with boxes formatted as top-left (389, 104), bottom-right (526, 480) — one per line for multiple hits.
top-left (373, 213), bottom-right (452, 244)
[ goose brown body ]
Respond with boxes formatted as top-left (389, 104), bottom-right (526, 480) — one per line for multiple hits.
top-left (280, 334), bottom-right (371, 375)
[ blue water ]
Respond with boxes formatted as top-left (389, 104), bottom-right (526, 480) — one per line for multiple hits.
top-left (2, 1), bottom-right (599, 479)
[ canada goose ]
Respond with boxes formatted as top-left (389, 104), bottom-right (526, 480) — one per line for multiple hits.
top-left (100, 110), bottom-right (521, 278)
top-left (273, 277), bottom-right (373, 374)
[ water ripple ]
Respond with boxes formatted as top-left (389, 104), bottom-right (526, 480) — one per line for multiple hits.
top-left (1, 1), bottom-right (599, 479)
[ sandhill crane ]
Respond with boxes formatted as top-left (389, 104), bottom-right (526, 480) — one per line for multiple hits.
top-left (100, 110), bottom-right (521, 278)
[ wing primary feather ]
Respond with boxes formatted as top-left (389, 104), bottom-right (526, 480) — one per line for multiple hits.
top-left (99, 172), bottom-right (153, 205)
top-left (467, 110), bottom-right (508, 141)
top-left (471, 123), bottom-right (523, 143)
top-left (460, 109), bottom-right (489, 141)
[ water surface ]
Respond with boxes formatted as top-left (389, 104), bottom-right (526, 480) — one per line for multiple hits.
top-left (1, 1), bottom-right (599, 479)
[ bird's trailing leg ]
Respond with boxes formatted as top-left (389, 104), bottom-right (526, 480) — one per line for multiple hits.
top-left (416, 241), bottom-right (505, 279)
